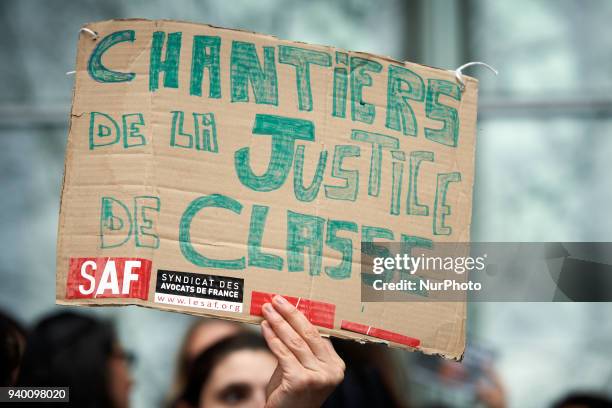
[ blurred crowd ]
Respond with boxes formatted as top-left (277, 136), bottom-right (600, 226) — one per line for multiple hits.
top-left (1, 307), bottom-right (611, 408)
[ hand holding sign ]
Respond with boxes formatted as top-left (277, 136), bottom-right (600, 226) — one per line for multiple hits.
top-left (261, 295), bottom-right (345, 408)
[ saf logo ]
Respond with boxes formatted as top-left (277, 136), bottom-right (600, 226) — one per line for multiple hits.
top-left (66, 257), bottom-right (152, 299)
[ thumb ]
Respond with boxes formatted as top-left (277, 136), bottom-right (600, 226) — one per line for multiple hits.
top-left (266, 364), bottom-right (283, 400)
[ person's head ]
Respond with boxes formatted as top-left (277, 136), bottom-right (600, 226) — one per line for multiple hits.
top-left (553, 392), bottom-right (612, 408)
top-left (18, 311), bottom-right (133, 408)
top-left (170, 319), bottom-right (243, 404)
top-left (0, 310), bottom-right (27, 386)
top-left (181, 319), bottom-right (243, 366)
top-left (178, 332), bottom-right (276, 408)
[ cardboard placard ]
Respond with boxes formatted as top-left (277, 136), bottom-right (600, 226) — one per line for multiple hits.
top-left (56, 19), bottom-right (478, 359)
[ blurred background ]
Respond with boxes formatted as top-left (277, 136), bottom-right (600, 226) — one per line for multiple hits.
top-left (2, 0), bottom-right (612, 407)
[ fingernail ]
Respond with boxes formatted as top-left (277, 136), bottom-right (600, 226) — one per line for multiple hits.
top-left (262, 303), bottom-right (274, 313)
top-left (273, 295), bottom-right (287, 305)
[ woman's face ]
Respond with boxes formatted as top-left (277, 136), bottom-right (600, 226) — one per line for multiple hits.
top-left (198, 350), bottom-right (277, 408)
top-left (107, 345), bottom-right (134, 408)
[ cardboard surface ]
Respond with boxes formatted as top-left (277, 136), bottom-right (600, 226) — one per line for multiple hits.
top-left (57, 19), bottom-right (478, 359)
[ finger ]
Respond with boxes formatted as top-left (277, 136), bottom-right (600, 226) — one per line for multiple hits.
top-left (261, 320), bottom-right (301, 372)
top-left (265, 363), bottom-right (283, 400)
top-left (321, 338), bottom-right (345, 370)
top-left (262, 302), bottom-right (319, 368)
top-left (321, 337), bottom-right (335, 355)
top-left (270, 295), bottom-right (331, 361)
top-left (320, 338), bottom-right (346, 375)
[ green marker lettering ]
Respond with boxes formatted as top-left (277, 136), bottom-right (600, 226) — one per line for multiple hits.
top-left (407, 151), bottom-right (434, 216)
top-left (179, 194), bottom-right (245, 269)
top-left (350, 56), bottom-right (382, 124)
top-left (89, 112), bottom-right (120, 150)
top-left (385, 65), bottom-right (424, 136)
top-left (134, 196), bottom-right (160, 249)
top-left (248, 205), bottom-right (283, 270)
top-left (293, 145), bottom-right (328, 202)
top-left (122, 113), bottom-right (146, 148)
top-left (170, 111), bottom-right (193, 148)
top-left (150, 31), bottom-right (182, 91)
top-left (425, 79), bottom-right (461, 147)
top-left (351, 129), bottom-right (399, 197)
top-left (325, 219), bottom-right (358, 279)
top-left (230, 41), bottom-right (278, 105)
top-left (88, 30), bottom-right (135, 83)
top-left (279, 46), bottom-right (331, 111)
top-left (324, 145), bottom-right (360, 201)
top-left (193, 113), bottom-right (218, 152)
top-left (287, 211), bottom-right (324, 276)
top-left (390, 150), bottom-right (405, 215)
top-left (235, 114), bottom-right (314, 192)
top-left (100, 197), bottom-right (132, 248)
top-left (433, 172), bottom-right (461, 235)
top-left (332, 52), bottom-right (348, 118)
top-left (190, 35), bottom-right (221, 98)
top-left (360, 225), bottom-right (394, 284)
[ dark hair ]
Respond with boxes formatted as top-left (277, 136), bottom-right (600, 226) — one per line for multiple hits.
top-left (322, 338), bottom-right (407, 408)
top-left (17, 311), bottom-right (117, 408)
top-left (553, 392), bottom-right (612, 408)
top-left (0, 310), bottom-right (27, 386)
top-left (179, 331), bottom-right (270, 406)
top-left (169, 318), bottom-right (244, 405)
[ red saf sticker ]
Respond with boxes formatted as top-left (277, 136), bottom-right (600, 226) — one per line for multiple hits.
top-left (66, 257), bottom-right (152, 300)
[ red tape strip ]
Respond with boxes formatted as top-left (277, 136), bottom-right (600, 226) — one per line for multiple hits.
top-left (250, 291), bottom-right (336, 329)
top-left (341, 320), bottom-right (420, 348)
